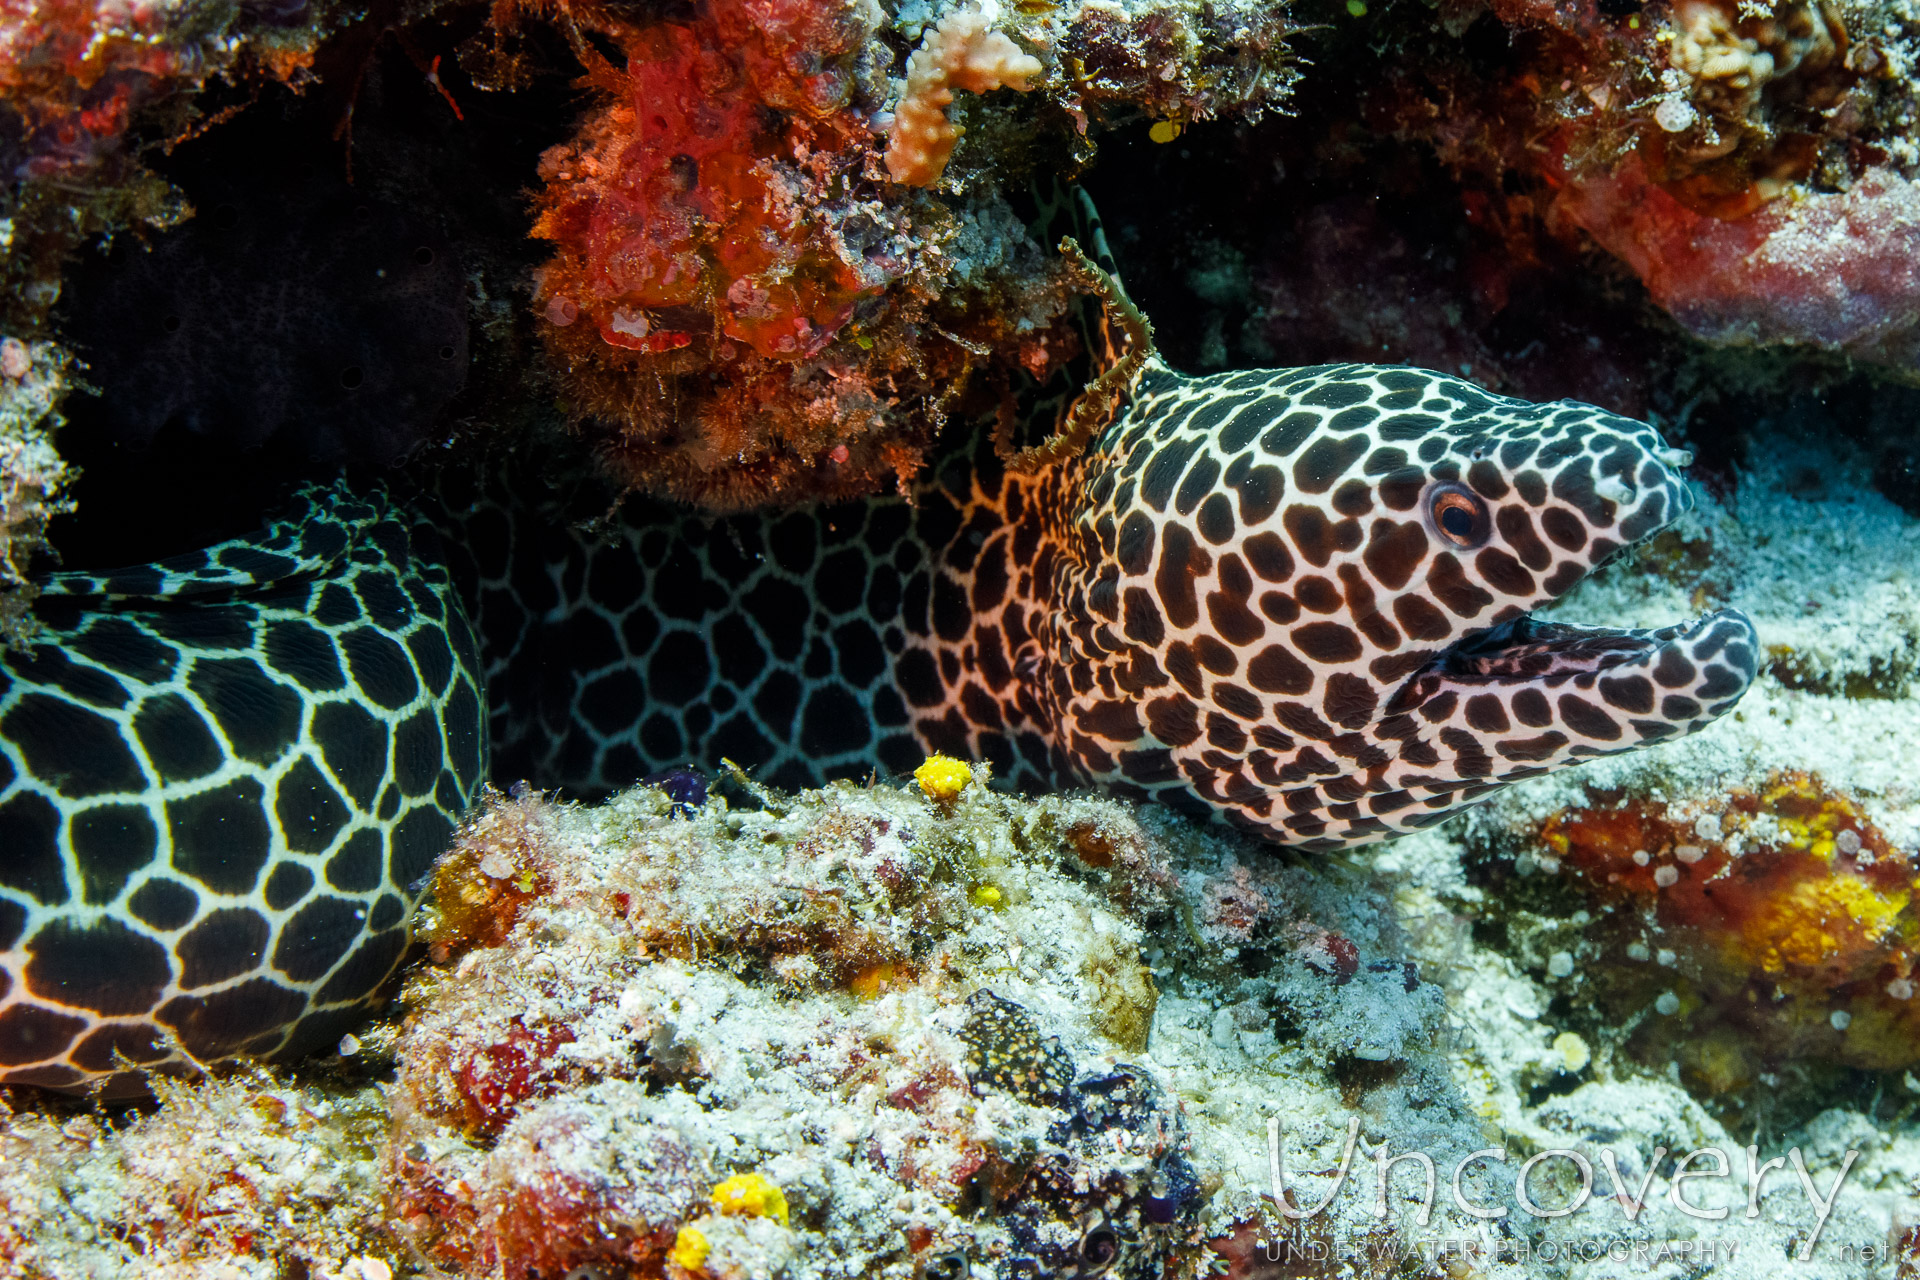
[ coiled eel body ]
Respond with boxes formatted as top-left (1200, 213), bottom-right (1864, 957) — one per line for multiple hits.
top-left (0, 489), bottom-right (485, 1093)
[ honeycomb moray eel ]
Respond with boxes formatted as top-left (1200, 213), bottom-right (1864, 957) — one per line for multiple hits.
top-left (0, 335), bottom-right (1757, 1100)
top-left (0, 488), bottom-right (485, 1094)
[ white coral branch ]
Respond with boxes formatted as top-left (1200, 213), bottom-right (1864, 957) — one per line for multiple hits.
top-left (885, 3), bottom-right (1043, 187)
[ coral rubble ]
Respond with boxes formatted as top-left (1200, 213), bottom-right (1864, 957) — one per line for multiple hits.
top-left (376, 767), bottom-right (1479, 1280)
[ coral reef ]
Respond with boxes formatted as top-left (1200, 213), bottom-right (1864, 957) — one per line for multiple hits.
top-left (0, 339), bottom-right (69, 644)
top-left (526, 0), bottom-right (1060, 510)
top-left (1090, 0), bottom-right (1920, 384)
top-left (1552, 158), bottom-right (1920, 368)
top-left (7, 0), bottom-right (1920, 1270)
top-left (0, 0), bottom-right (337, 606)
top-left (1054, 0), bottom-right (1298, 129)
top-left (1641, 0), bottom-right (1854, 218)
top-left (0, 0), bottom-right (310, 186)
top-left (524, 0), bottom-right (1301, 510)
top-left (6, 731), bottom-right (1918, 1276)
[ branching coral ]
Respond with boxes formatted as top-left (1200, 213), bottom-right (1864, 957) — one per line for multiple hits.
top-left (886, 2), bottom-right (1044, 187)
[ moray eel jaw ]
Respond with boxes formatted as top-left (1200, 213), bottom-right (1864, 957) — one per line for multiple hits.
top-left (1045, 362), bottom-right (1757, 850)
top-left (1388, 610), bottom-right (1760, 779)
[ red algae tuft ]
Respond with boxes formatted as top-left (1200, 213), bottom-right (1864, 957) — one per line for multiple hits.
top-left (526, 0), bottom-right (1069, 510)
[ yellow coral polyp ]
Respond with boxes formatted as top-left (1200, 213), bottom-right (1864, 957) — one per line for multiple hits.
top-left (914, 753), bottom-right (974, 803)
top-left (671, 1225), bottom-right (711, 1271)
top-left (710, 1172), bottom-right (790, 1225)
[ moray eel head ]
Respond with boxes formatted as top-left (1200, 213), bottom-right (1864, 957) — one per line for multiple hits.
top-left (1060, 362), bottom-right (1758, 849)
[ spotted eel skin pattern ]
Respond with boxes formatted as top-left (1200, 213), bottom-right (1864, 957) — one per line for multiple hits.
top-left (0, 486), bottom-right (485, 1094)
top-left (456, 362), bottom-right (1756, 853)
top-left (0, 329), bottom-right (1756, 1097)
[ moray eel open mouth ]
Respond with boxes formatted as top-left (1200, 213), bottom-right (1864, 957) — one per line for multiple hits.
top-left (1406, 612), bottom-right (1761, 750)
top-left (1044, 361), bottom-right (1760, 848)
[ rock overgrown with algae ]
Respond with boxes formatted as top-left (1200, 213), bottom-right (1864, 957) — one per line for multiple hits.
top-left (379, 762), bottom-right (1490, 1280)
top-left (0, 337), bottom-right (68, 644)
top-left (519, 0), bottom-right (1299, 510)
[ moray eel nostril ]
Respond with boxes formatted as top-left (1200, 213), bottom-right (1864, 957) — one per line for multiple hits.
top-left (0, 195), bottom-right (1756, 1092)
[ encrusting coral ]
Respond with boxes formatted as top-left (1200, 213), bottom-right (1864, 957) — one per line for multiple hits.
top-left (1514, 772), bottom-right (1920, 1090)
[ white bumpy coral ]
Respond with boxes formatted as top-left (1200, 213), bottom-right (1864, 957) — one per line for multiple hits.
top-left (885, 2), bottom-right (1043, 186)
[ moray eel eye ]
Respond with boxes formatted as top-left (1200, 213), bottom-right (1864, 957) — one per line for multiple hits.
top-left (1427, 482), bottom-right (1489, 547)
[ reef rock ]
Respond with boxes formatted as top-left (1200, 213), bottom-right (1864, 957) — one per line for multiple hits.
top-left (1553, 158), bottom-right (1920, 368)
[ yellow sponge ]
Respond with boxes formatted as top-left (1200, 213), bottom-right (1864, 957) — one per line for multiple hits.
top-left (670, 1225), bottom-right (710, 1271)
top-left (710, 1172), bottom-right (790, 1225)
top-left (914, 754), bottom-right (973, 803)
